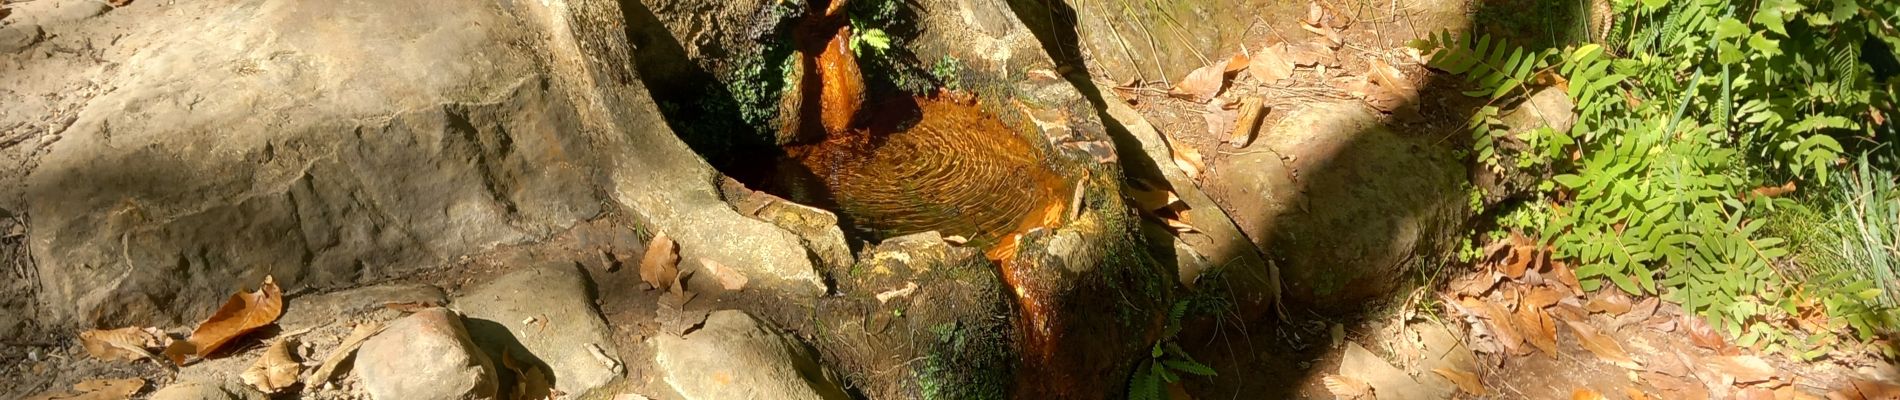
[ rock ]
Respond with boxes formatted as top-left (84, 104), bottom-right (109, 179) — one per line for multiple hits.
top-left (48, 0), bottom-right (110, 22)
top-left (810, 231), bottom-right (1014, 399)
top-left (24, 0), bottom-right (608, 329)
top-left (458, 263), bottom-right (618, 398)
top-left (0, 25), bottom-right (41, 54)
top-left (278, 283), bottom-right (447, 330)
top-left (652, 310), bottom-right (849, 400)
top-left (1338, 342), bottom-right (1452, 400)
top-left (1203, 102), bottom-right (1467, 308)
top-left (149, 381), bottom-right (235, 400)
top-left (357, 308), bottom-right (499, 400)
top-left (1479, 87), bottom-right (1578, 206)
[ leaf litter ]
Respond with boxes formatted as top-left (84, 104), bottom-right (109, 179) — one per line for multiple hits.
top-left (163, 275), bottom-right (284, 365)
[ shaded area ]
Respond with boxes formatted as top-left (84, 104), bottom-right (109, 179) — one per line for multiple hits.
top-left (1000, 0), bottom-right (1588, 397)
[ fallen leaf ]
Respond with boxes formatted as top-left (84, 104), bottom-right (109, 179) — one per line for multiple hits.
top-left (1301, 21), bottom-right (1343, 49)
top-left (1834, 378), bottom-right (1900, 400)
top-left (1572, 388), bottom-right (1607, 400)
top-left (108, 0), bottom-right (132, 6)
top-left (1169, 139), bottom-right (1206, 180)
top-left (1499, 233), bottom-right (1536, 279)
top-left (501, 349), bottom-right (555, 400)
top-left (1612, 297), bottom-right (1660, 331)
top-left (696, 258), bottom-right (749, 291)
top-left (1322, 374), bottom-right (1375, 400)
top-left (1642, 371), bottom-right (1711, 399)
top-left (1203, 99), bottom-right (1240, 139)
top-left (1584, 289), bottom-right (1633, 315)
top-left (1449, 272), bottom-right (1504, 297)
top-left (1432, 367), bottom-right (1486, 395)
top-left (1221, 53), bottom-right (1250, 74)
top-left (1517, 303), bottom-right (1560, 357)
top-left (1683, 315), bottom-right (1729, 351)
top-left (875, 282), bottom-right (919, 304)
top-left (1550, 261), bottom-right (1584, 296)
top-left (1746, 181), bottom-right (1798, 200)
top-left (1286, 42), bottom-right (1338, 67)
top-left (1706, 355), bottom-right (1777, 384)
top-left (305, 321), bottom-right (384, 388)
top-left (1249, 44), bottom-right (1295, 84)
top-left (1170, 59), bottom-right (1235, 102)
top-left (241, 339), bottom-right (301, 393)
top-left (656, 291), bottom-right (708, 336)
top-left (613, 394), bottom-right (654, 400)
top-left (27, 378), bottom-right (146, 400)
top-left (1461, 297), bottom-right (1528, 355)
top-left (1126, 179), bottom-right (1181, 213)
top-left (1523, 286), bottom-right (1566, 310)
top-left (163, 276), bottom-right (284, 364)
top-left (79, 327), bottom-right (166, 363)
top-left (1367, 59), bottom-right (1419, 100)
top-left (639, 235), bottom-right (681, 292)
top-left (1163, 216), bottom-right (1200, 235)
top-left (1336, 75), bottom-right (1407, 113)
top-left (1562, 318), bottom-right (1640, 369)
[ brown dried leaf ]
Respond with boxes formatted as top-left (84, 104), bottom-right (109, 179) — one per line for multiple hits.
top-left (696, 258), bottom-right (749, 292)
top-left (1226, 97), bottom-right (1268, 147)
top-left (1449, 272), bottom-right (1504, 297)
top-left (1461, 297), bottom-right (1527, 355)
top-left (1747, 181), bottom-right (1798, 200)
top-left (1551, 261), bottom-right (1584, 296)
top-left (1249, 44), bottom-right (1295, 85)
top-left (1683, 315), bottom-right (1729, 351)
top-left (1301, 22), bottom-right (1343, 49)
top-left (1517, 304), bottom-right (1560, 357)
top-left (1203, 99), bottom-right (1240, 139)
top-left (1500, 234), bottom-right (1537, 279)
top-left (1167, 134), bottom-right (1206, 180)
top-left (1367, 59), bottom-right (1419, 101)
top-left (305, 321), bottom-right (384, 388)
top-left (1572, 388), bottom-right (1607, 400)
top-left (1642, 371), bottom-right (1711, 399)
top-left (1736, 388), bottom-right (1778, 400)
top-left (1612, 297), bottom-right (1660, 331)
top-left (1127, 179), bottom-right (1181, 213)
top-left (240, 339), bottom-right (301, 394)
top-left (640, 235), bottom-right (680, 292)
top-left (79, 327), bottom-right (165, 363)
top-left (1170, 59), bottom-right (1234, 103)
top-left (1706, 355), bottom-right (1777, 384)
top-left (1833, 378), bottom-right (1900, 400)
top-left (1432, 367), bottom-right (1486, 396)
top-left (1524, 286), bottom-right (1566, 310)
top-left (501, 349), bottom-right (555, 400)
top-left (1584, 290), bottom-right (1633, 315)
top-left (164, 276), bottom-right (284, 364)
top-left (1562, 318), bottom-right (1640, 369)
top-left (1221, 53), bottom-right (1250, 74)
top-left (1322, 374), bottom-right (1375, 400)
top-left (30, 378), bottom-right (146, 400)
top-left (656, 291), bottom-right (708, 336)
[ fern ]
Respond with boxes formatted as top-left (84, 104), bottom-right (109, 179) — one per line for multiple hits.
top-left (1433, 0), bottom-right (1896, 361)
top-left (1125, 301), bottom-right (1215, 400)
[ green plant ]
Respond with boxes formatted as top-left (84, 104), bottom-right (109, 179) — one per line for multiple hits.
top-left (1126, 301), bottom-right (1215, 400)
top-left (1826, 154), bottom-right (1900, 307)
top-left (1418, 0), bottom-right (1898, 360)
